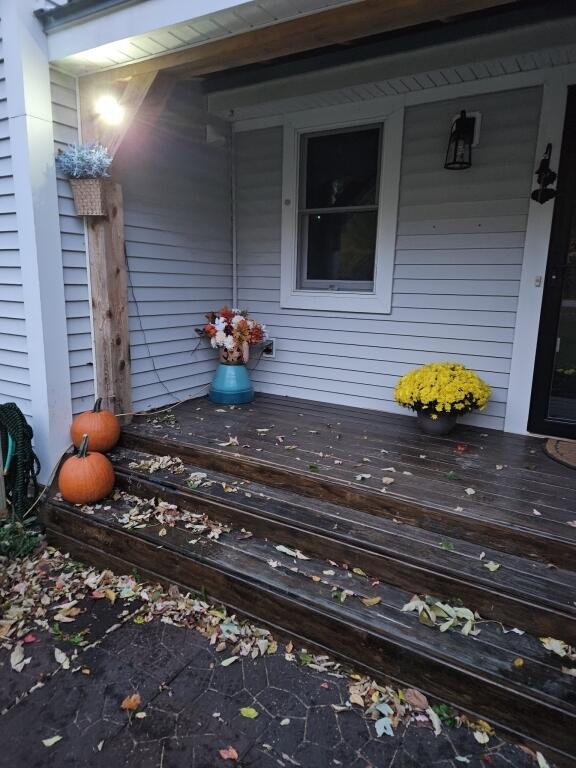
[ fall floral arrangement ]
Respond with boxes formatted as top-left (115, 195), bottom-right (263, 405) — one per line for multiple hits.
top-left (203, 307), bottom-right (267, 363)
top-left (394, 362), bottom-right (491, 416)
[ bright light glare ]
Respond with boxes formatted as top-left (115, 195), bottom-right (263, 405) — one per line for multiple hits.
top-left (95, 95), bottom-right (125, 125)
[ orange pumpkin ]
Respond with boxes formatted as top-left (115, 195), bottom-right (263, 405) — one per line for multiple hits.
top-left (59, 434), bottom-right (115, 505)
top-left (71, 398), bottom-right (120, 453)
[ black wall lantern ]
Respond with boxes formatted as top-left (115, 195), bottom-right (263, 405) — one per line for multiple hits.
top-left (530, 143), bottom-right (557, 204)
top-left (444, 110), bottom-right (476, 170)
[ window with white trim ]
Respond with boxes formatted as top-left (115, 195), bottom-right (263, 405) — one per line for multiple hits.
top-left (280, 104), bottom-right (404, 314)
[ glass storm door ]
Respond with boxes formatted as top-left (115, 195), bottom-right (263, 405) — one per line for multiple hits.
top-left (529, 86), bottom-right (576, 437)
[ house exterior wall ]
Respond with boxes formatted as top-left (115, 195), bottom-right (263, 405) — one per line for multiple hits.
top-left (235, 86), bottom-right (542, 430)
top-left (113, 95), bottom-right (233, 412)
top-left (0, 17), bottom-right (33, 422)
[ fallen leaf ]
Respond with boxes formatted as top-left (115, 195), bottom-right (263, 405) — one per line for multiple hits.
top-left (513, 657), bottom-right (524, 668)
top-left (239, 707), bottom-right (259, 719)
top-left (10, 644), bottom-right (30, 673)
top-left (361, 596), bottom-right (381, 607)
top-left (42, 735), bottom-right (63, 747)
top-left (426, 707), bottom-right (443, 735)
top-left (375, 716), bottom-right (394, 737)
top-left (483, 561), bottom-right (501, 572)
top-left (404, 688), bottom-right (429, 710)
top-left (120, 693), bottom-right (141, 711)
top-left (280, 718), bottom-right (290, 726)
top-left (464, 487), bottom-right (476, 496)
top-left (473, 731), bottom-right (490, 744)
top-left (561, 666), bottom-right (576, 676)
top-left (349, 692), bottom-right (365, 707)
top-left (134, 712), bottom-right (147, 719)
top-left (536, 752), bottom-right (551, 768)
top-left (532, 508), bottom-right (541, 516)
top-left (352, 568), bottom-right (366, 576)
top-left (219, 746), bottom-right (239, 761)
top-left (218, 436), bottom-right (239, 447)
top-left (54, 648), bottom-right (70, 669)
top-left (540, 637), bottom-right (570, 657)
top-left (355, 473), bottom-right (371, 481)
top-left (221, 656), bottom-right (238, 667)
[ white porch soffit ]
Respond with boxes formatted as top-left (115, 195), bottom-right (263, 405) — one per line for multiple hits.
top-left (45, 0), bottom-right (365, 74)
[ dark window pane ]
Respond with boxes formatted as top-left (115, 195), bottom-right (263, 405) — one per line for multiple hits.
top-left (300, 211), bottom-right (377, 285)
top-left (304, 127), bottom-right (380, 209)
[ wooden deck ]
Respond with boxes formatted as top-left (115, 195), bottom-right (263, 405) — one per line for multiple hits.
top-left (41, 394), bottom-right (576, 766)
top-left (123, 394), bottom-right (576, 568)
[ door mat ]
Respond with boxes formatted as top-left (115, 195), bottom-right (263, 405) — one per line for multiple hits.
top-left (545, 438), bottom-right (576, 470)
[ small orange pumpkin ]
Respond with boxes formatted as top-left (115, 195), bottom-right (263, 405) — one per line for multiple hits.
top-left (59, 434), bottom-right (115, 505)
top-left (71, 398), bottom-right (120, 453)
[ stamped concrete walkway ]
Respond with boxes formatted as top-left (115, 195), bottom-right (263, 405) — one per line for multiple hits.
top-left (0, 595), bottom-right (539, 768)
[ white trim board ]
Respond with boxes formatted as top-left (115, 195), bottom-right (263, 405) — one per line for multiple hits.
top-left (232, 63), bottom-right (576, 132)
top-left (280, 101), bottom-right (403, 314)
top-left (504, 78), bottom-right (569, 435)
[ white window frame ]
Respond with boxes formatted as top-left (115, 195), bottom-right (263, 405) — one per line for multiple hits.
top-left (280, 101), bottom-right (404, 313)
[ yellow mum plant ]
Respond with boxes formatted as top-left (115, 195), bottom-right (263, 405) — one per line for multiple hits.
top-left (394, 362), bottom-right (491, 416)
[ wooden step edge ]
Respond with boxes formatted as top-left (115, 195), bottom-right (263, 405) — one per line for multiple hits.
top-left (113, 467), bottom-right (576, 644)
top-left (119, 432), bottom-right (575, 570)
top-left (40, 501), bottom-right (575, 768)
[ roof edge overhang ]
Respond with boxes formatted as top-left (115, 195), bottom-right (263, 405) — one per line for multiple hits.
top-left (35, 0), bottom-right (148, 32)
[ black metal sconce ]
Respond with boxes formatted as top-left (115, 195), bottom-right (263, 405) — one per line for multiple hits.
top-left (444, 110), bottom-right (476, 170)
top-left (531, 143), bottom-right (557, 204)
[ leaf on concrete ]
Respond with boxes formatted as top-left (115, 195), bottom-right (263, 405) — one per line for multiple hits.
top-left (42, 735), bottom-right (63, 747)
top-left (221, 656), bottom-right (239, 667)
top-left (426, 707), bottom-right (443, 736)
top-left (219, 746), bottom-right (239, 761)
top-left (54, 648), bottom-right (70, 669)
top-left (120, 693), bottom-right (141, 711)
top-left (483, 561), bottom-right (501, 572)
top-left (404, 688), bottom-right (429, 710)
top-left (10, 643), bottom-right (30, 673)
top-left (239, 707), bottom-right (259, 719)
top-left (375, 716), bottom-right (394, 737)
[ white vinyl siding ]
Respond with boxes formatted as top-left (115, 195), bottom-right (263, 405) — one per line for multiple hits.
top-left (0, 20), bottom-right (32, 420)
top-left (235, 86), bottom-right (542, 429)
top-left (50, 67), bottom-right (94, 415)
top-left (114, 100), bottom-right (232, 411)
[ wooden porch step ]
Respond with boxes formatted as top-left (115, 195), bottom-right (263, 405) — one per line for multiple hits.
top-left (40, 491), bottom-right (576, 768)
top-left (120, 428), bottom-right (576, 570)
top-left (110, 446), bottom-right (576, 642)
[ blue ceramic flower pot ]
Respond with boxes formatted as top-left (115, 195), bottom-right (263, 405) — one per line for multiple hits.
top-left (209, 362), bottom-right (254, 405)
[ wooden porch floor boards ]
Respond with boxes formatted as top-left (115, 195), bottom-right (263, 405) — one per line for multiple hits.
top-left (121, 394), bottom-right (576, 568)
top-left (41, 394), bottom-right (576, 765)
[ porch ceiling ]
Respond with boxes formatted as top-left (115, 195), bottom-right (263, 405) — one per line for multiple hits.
top-left (52, 0), bottom-right (524, 81)
top-left (49, 0), bottom-right (365, 75)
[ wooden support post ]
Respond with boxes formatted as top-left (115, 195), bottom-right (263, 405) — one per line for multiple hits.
top-left (79, 72), bottom-right (174, 416)
top-left (87, 181), bottom-right (131, 415)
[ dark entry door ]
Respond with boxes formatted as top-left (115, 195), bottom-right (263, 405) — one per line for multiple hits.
top-left (529, 86), bottom-right (576, 438)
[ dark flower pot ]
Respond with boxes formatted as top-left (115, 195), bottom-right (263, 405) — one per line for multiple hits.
top-left (417, 411), bottom-right (457, 436)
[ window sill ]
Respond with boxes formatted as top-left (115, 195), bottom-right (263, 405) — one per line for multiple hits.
top-left (280, 288), bottom-right (392, 314)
